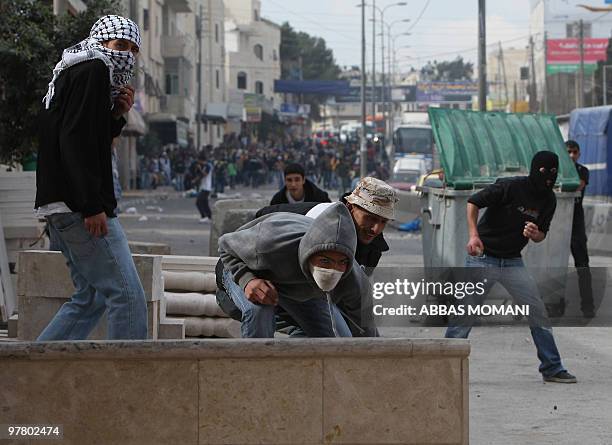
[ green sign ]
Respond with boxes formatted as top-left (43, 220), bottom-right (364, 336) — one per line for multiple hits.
top-left (547, 63), bottom-right (597, 75)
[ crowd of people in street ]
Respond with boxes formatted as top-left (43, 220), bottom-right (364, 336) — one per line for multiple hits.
top-left (136, 135), bottom-right (390, 199)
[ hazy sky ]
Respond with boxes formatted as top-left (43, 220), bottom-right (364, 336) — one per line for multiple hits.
top-left (261, 0), bottom-right (532, 71)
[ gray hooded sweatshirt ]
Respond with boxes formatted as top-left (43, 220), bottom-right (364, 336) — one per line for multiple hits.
top-left (218, 202), bottom-right (371, 306)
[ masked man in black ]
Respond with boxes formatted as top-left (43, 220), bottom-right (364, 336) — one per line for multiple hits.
top-left (445, 151), bottom-right (577, 383)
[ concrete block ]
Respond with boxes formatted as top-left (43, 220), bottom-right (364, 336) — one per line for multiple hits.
top-left (322, 357), bottom-right (466, 444)
top-left (8, 314), bottom-right (18, 338)
top-left (17, 251), bottom-right (162, 301)
top-left (17, 295), bottom-right (159, 340)
top-left (159, 318), bottom-right (186, 339)
top-left (0, 358), bottom-right (198, 445)
top-left (209, 198), bottom-right (268, 256)
top-left (128, 241), bottom-right (171, 255)
top-left (198, 358), bottom-right (323, 444)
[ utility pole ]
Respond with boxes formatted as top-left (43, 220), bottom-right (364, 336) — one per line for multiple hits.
top-left (513, 81), bottom-right (518, 112)
top-left (498, 42), bottom-right (509, 107)
top-left (578, 19), bottom-right (585, 108)
top-left (478, 0), bottom-right (486, 111)
top-left (372, 0), bottom-right (376, 119)
top-left (360, 0), bottom-right (367, 179)
top-left (543, 31), bottom-right (548, 112)
top-left (529, 35), bottom-right (537, 112)
top-left (381, 20), bottom-right (385, 142)
top-left (196, 4), bottom-right (203, 151)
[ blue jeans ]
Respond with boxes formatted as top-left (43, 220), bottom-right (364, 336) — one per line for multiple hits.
top-left (222, 269), bottom-right (352, 338)
top-left (445, 254), bottom-right (565, 377)
top-left (37, 213), bottom-right (148, 340)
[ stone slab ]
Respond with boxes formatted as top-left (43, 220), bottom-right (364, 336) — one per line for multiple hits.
top-left (158, 318), bottom-right (185, 340)
top-left (322, 357), bottom-right (466, 444)
top-left (17, 250), bottom-right (162, 302)
top-left (199, 358), bottom-right (323, 444)
top-left (0, 359), bottom-right (198, 445)
top-left (129, 241), bottom-right (171, 255)
top-left (8, 314), bottom-right (18, 338)
top-left (17, 295), bottom-right (159, 341)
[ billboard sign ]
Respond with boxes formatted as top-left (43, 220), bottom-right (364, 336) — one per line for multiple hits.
top-left (416, 82), bottom-right (479, 102)
top-left (547, 38), bottom-right (608, 64)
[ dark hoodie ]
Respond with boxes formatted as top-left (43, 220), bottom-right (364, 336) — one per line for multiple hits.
top-left (269, 178), bottom-right (331, 205)
top-left (467, 151), bottom-right (558, 259)
top-left (218, 202), bottom-right (370, 304)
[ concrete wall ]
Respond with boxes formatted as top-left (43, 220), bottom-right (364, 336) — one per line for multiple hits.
top-left (16, 251), bottom-right (163, 340)
top-left (0, 338), bottom-right (469, 445)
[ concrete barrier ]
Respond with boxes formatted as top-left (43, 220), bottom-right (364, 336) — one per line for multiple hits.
top-left (16, 251), bottom-right (163, 340)
top-left (0, 338), bottom-right (469, 445)
top-left (209, 198), bottom-right (269, 256)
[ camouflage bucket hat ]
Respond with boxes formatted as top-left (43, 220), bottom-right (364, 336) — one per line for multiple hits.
top-left (346, 177), bottom-right (399, 220)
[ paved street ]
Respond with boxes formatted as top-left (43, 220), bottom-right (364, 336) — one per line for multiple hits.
top-left (118, 186), bottom-right (612, 445)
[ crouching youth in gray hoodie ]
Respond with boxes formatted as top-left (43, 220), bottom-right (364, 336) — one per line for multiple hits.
top-left (218, 202), bottom-right (373, 337)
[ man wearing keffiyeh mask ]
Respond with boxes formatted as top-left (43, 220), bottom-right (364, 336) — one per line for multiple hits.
top-left (35, 16), bottom-right (148, 341)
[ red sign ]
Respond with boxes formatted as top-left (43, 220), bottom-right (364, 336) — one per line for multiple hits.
top-left (547, 38), bottom-right (609, 64)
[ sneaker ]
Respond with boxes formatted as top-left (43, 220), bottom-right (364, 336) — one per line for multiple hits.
top-left (543, 371), bottom-right (577, 383)
top-left (199, 217), bottom-right (210, 223)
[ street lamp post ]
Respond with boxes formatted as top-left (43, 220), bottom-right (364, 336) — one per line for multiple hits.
top-left (360, 1), bottom-right (367, 179)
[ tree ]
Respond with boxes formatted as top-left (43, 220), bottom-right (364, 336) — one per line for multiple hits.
top-left (280, 22), bottom-right (341, 121)
top-left (420, 56), bottom-right (474, 82)
top-left (0, 0), bottom-right (123, 166)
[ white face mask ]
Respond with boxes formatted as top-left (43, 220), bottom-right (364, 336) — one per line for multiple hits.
top-left (309, 264), bottom-right (344, 292)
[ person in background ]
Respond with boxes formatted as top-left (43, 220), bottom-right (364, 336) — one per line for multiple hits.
top-left (566, 140), bottom-right (595, 318)
top-left (195, 152), bottom-right (213, 223)
top-left (270, 163), bottom-right (330, 205)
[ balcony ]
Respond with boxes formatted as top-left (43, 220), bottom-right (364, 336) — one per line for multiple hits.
top-left (161, 95), bottom-right (194, 121)
top-left (161, 34), bottom-right (194, 60)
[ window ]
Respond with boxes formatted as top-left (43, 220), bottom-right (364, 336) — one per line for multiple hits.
top-left (165, 73), bottom-right (179, 95)
top-left (155, 15), bottom-right (159, 37)
top-left (254, 44), bottom-right (263, 61)
top-left (215, 24), bottom-right (219, 43)
top-left (255, 81), bottom-right (264, 94)
top-left (237, 72), bottom-right (247, 90)
top-left (217, 125), bottom-right (221, 138)
top-left (216, 70), bottom-right (220, 89)
top-left (143, 9), bottom-right (149, 31)
top-left (254, 9), bottom-right (259, 21)
top-left (273, 49), bottom-right (278, 61)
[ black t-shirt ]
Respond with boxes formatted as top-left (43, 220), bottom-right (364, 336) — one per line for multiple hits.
top-left (575, 162), bottom-right (589, 204)
top-left (468, 177), bottom-right (556, 259)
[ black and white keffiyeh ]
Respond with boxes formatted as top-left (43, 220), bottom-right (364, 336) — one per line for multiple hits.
top-left (43, 15), bottom-right (141, 109)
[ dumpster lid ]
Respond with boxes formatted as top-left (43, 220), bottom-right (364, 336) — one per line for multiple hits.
top-left (428, 108), bottom-right (580, 191)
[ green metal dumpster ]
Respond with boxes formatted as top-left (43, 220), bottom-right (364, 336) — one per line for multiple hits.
top-left (421, 108), bottom-right (580, 269)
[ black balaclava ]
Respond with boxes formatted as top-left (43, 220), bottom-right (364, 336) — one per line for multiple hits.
top-left (529, 151), bottom-right (559, 193)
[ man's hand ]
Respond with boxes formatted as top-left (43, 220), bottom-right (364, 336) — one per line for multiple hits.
top-left (112, 85), bottom-right (135, 118)
top-left (466, 235), bottom-right (484, 256)
top-left (84, 212), bottom-right (108, 237)
top-left (523, 222), bottom-right (545, 242)
top-left (244, 278), bottom-right (278, 305)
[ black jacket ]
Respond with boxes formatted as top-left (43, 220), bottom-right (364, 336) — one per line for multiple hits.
top-left (269, 179), bottom-right (331, 205)
top-left (35, 59), bottom-right (126, 217)
top-left (468, 177), bottom-right (556, 258)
